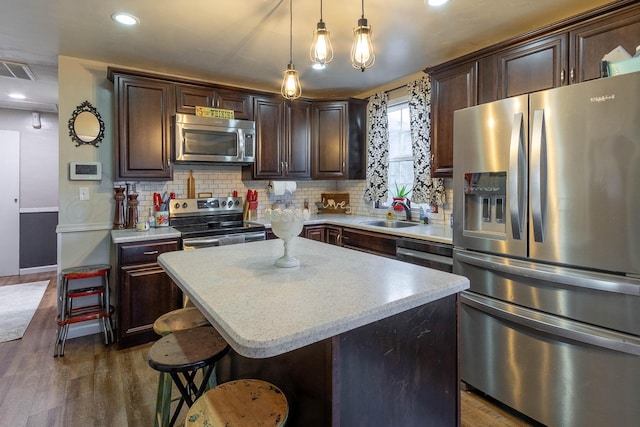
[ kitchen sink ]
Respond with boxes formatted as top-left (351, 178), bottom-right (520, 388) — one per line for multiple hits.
top-left (360, 220), bottom-right (419, 229)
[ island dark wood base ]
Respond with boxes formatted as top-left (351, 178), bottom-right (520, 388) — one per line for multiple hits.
top-left (216, 294), bottom-right (459, 426)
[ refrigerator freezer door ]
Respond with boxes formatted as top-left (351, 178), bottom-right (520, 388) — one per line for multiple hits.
top-left (453, 95), bottom-right (528, 258)
top-left (529, 72), bottom-right (640, 274)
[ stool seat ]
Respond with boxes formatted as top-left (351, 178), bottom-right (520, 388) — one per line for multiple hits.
top-left (61, 264), bottom-right (111, 280)
top-left (185, 379), bottom-right (288, 427)
top-left (148, 326), bottom-right (230, 427)
top-left (154, 307), bottom-right (209, 336)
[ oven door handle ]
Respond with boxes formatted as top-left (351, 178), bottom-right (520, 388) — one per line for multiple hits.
top-left (183, 238), bottom-right (220, 249)
top-left (461, 292), bottom-right (640, 356)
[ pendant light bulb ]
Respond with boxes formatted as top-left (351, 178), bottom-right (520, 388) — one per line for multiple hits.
top-left (351, 1), bottom-right (375, 72)
top-left (310, 0), bottom-right (333, 68)
top-left (281, 0), bottom-right (302, 99)
top-left (281, 64), bottom-right (302, 99)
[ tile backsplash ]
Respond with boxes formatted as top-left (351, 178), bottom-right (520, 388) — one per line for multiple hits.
top-left (116, 165), bottom-right (453, 226)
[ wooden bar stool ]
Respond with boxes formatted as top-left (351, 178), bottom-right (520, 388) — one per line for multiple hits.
top-left (54, 264), bottom-right (113, 357)
top-left (148, 326), bottom-right (229, 427)
top-left (185, 379), bottom-right (288, 427)
top-left (153, 307), bottom-right (210, 337)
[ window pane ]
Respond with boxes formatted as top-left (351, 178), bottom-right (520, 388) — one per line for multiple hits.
top-left (387, 102), bottom-right (414, 205)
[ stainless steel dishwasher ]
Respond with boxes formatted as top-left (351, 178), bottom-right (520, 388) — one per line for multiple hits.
top-left (396, 237), bottom-right (453, 272)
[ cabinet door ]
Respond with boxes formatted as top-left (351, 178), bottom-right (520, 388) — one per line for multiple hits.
top-left (175, 84), bottom-right (216, 114)
top-left (216, 89), bottom-right (253, 120)
top-left (325, 226), bottom-right (343, 246)
top-left (117, 263), bottom-right (182, 348)
top-left (304, 225), bottom-right (325, 242)
top-left (253, 96), bottom-right (285, 179)
top-left (285, 100), bottom-right (312, 178)
top-left (497, 33), bottom-right (568, 97)
top-left (114, 75), bottom-right (173, 180)
top-left (570, 4), bottom-right (640, 83)
top-left (312, 101), bottom-right (348, 179)
top-left (430, 62), bottom-right (477, 177)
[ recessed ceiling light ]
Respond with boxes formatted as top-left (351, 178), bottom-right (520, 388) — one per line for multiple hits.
top-left (111, 12), bottom-right (139, 26)
top-left (427, 0), bottom-right (449, 6)
top-left (9, 93), bottom-right (26, 99)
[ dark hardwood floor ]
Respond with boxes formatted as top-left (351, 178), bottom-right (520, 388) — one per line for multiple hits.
top-left (0, 272), bottom-right (537, 426)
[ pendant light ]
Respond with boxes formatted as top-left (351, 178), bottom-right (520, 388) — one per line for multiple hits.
top-left (310, 0), bottom-right (333, 69)
top-left (281, 0), bottom-right (302, 100)
top-left (350, 0), bottom-right (375, 72)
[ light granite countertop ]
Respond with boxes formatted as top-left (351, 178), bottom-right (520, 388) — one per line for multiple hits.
top-left (251, 214), bottom-right (453, 245)
top-left (158, 238), bottom-right (468, 358)
top-left (111, 227), bottom-right (181, 244)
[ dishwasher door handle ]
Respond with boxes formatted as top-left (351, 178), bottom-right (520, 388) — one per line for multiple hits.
top-left (396, 247), bottom-right (453, 266)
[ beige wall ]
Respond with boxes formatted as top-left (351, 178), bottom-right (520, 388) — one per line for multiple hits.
top-left (57, 56), bottom-right (115, 274)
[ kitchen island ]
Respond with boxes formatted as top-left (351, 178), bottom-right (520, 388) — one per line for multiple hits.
top-left (158, 238), bottom-right (469, 426)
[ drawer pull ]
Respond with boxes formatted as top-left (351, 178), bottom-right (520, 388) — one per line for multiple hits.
top-left (143, 250), bottom-right (159, 255)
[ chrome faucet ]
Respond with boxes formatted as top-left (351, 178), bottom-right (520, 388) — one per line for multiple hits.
top-left (391, 199), bottom-right (412, 221)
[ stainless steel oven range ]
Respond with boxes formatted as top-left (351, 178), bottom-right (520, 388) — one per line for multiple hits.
top-left (169, 197), bottom-right (265, 250)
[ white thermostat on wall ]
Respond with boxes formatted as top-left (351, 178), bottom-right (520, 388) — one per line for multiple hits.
top-left (69, 161), bottom-right (102, 180)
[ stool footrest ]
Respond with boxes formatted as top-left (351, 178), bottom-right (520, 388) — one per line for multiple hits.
top-left (67, 286), bottom-right (106, 298)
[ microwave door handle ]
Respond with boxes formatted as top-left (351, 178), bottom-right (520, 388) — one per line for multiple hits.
top-left (531, 109), bottom-right (547, 243)
top-left (508, 112), bottom-right (525, 240)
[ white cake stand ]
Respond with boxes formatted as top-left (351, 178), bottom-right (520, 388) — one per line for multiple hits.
top-left (264, 208), bottom-right (310, 268)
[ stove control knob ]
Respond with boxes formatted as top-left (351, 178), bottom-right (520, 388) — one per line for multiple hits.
top-left (221, 200), bottom-right (227, 207)
top-left (174, 202), bottom-right (181, 209)
top-left (235, 200), bottom-right (240, 206)
top-left (182, 202), bottom-right (188, 209)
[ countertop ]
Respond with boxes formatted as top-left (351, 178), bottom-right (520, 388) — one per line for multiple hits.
top-left (251, 214), bottom-right (453, 245)
top-left (110, 215), bottom-right (453, 245)
top-left (158, 238), bottom-right (468, 358)
top-left (111, 227), bottom-right (181, 244)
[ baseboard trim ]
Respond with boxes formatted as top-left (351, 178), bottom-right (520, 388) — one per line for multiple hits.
top-left (20, 264), bottom-right (57, 275)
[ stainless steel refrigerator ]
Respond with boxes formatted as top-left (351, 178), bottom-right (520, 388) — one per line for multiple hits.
top-left (453, 71), bottom-right (640, 427)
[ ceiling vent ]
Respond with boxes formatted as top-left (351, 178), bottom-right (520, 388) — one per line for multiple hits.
top-left (0, 60), bottom-right (35, 80)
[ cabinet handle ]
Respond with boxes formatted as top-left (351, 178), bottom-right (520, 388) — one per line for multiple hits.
top-left (281, 161), bottom-right (285, 172)
top-left (570, 68), bottom-right (575, 83)
top-left (560, 69), bottom-right (565, 84)
top-left (285, 161), bottom-right (288, 173)
top-left (143, 251), bottom-right (159, 255)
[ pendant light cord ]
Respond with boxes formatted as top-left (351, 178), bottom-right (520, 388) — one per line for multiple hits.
top-left (361, 0), bottom-right (365, 19)
top-left (289, 0), bottom-right (293, 64)
top-left (320, 0), bottom-right (323, 22)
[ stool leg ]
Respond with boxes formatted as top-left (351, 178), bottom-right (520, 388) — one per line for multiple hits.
top-left (53, 322), bottom-right (63, 357)
top-left (154, 372), bottom-right (173, 427)
top-left (205, 365), bottom-right (217, 391)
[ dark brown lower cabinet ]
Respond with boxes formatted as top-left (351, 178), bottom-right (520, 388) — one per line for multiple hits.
top-left (216, 294), bottom-right (459, 426)
top-left (115, 238), bottom-right (182, 349)
top-left (341, 227), bottom-right (397, 258)
top-left (303, 225), bottom-right (325, 242)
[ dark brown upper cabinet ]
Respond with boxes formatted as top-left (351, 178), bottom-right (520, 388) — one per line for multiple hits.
top-left (312, 99), bottom-right (366, 180)
top-left (246, 95), bottom-right (311, 179)
top-left (429, 62), bottom-right (477, 178)
top-left (175, 84), bottom-right (253, 120)
top-left (111, 72), bottom-right (174, 181)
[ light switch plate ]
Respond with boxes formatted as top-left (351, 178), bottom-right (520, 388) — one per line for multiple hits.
top-left (79, 187), bottom-right (90, 201)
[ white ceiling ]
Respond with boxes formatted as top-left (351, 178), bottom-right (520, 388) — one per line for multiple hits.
top-left (0, 0), bottom-right (615, 112)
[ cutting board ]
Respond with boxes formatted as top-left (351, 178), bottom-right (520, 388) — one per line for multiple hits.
top-left (320, 193), bottom-right (349, 214)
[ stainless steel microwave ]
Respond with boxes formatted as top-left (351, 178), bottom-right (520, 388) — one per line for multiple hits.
top-left (174, 114), bottom-right (255, 164)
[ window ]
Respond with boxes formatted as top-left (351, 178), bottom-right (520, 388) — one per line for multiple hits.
top-left (387, 101), bottom-right (413, 205)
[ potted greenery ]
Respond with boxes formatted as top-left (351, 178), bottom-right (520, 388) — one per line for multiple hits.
top-left (392, 183), bottom-right (412, 211)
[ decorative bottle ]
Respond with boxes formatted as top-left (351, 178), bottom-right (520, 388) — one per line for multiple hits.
top-left (113, 187), bottom-right (126, 230)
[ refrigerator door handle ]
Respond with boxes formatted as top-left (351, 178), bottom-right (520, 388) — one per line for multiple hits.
top-left (508, 112), bottom-right (525, 240)
top-left (456, 249), bottom-right (640, 296)
top-left (461, 291), bottom-right (640, 356)
top-left (531, 109), bottom-right (547, 242)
